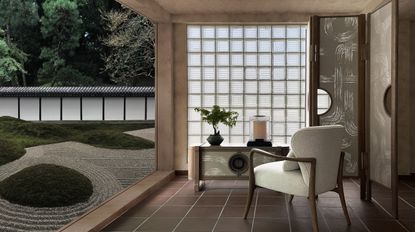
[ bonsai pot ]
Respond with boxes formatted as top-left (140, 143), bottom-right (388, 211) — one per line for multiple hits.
top-left (207, 134), bottom-right (224, 146)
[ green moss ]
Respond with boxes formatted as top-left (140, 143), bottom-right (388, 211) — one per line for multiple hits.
top-left (0, 164), bottom-right (93, 207)
top-left (0, 116), bottom-right (155, 166)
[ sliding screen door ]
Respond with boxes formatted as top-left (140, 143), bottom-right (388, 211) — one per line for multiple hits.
top-left (368, 0), bottom-right (398, 217)
top-left (310, 15), bottom-right (365, 179)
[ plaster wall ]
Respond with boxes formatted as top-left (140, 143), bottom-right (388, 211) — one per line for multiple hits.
top-left (0, 98), bottom-right (18, 118)
top-left (104, 97), bottom-right (124, 120)
top-left (20, 98), bottom-right (39, 121)
top-left (41, 97), bottom-right (60, 121)
top-left (62, 97), bottom-right (81, 120)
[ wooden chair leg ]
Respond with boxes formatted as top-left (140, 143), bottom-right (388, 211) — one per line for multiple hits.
top-left (308, 197), bottom-right (319, 232)
top-left (243, 185), bottom-right (255, 219)
top-left (338, 186), bottom-right (351, 225)
top-left (289, 194), bottom-right (294, 203)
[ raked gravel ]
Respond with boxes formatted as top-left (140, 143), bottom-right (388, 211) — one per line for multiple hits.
top-left (0, 128), bottom-right (155, 231)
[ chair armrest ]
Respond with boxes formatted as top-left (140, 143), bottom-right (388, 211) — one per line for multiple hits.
top-left (248, 148), bottom-right (316, 196)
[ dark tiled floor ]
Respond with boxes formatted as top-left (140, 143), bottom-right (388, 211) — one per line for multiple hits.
top-left (103, 177), bottom-right (411, 232)
top-left (399, 179), bottom-right (415, 231)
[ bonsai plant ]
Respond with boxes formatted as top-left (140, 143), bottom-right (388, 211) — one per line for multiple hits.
top-left (194, 105), bottom-right (238, 145)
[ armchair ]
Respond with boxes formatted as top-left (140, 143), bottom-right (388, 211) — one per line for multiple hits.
top-left (243, 125), bottom-right (350, 232)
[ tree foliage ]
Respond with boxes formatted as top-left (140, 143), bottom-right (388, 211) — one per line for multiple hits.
top-left (194, 105), bottom-right (239, 135)
top-left (0, 36), bottom-right (27, 85)
top-left (102, 10), bottom-right (155, 86)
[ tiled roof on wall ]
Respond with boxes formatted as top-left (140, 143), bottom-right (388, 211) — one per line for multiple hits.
top-left (0, 86), bottom-right (155, 97)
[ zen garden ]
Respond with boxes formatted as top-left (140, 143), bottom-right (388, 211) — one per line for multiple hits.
top-left (0, 0), bottom-right (155, 230)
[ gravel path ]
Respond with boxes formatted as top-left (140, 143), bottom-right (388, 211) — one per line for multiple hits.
top-left (0, 128), bottom-right (155, 231)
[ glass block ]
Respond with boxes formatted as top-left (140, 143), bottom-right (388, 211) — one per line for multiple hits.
top-left (301, 39), bottom-right (306, 52)
top-left (258, 40), bottom-right (271, 52)
top-left (272, 26), bottom-right (286, 38)
top-left (258, 26), bottom-right (272, 38)
top-left (202, 121), bottom-right (212, 134)
top-left (301, 94), bottom-right (306, 107)
top-left (202, 67), bottom-right (215, 80)
top-left (259, 81), bottom-right (272, 93)
top-left (217, 81), bottom-right (229, 94)
top-left (188, 108), bottom-right (200, 120)
top-left (216, 26), bottom-right (229, 38)
top-left (218, 123), bottom-right (230, 135)
top-left (287, 26), bottom-right (301, 38)
top-left (217, 54), bottom-right (229, 66)
top-left (245, 81), bottom-right (257, 94)
top-left (188, 54), bottom-right (201, 66)
top-left (273, 109), bottom-right (286, 122)
top-left (203, 81), bottom-right (215, 93)
top-left (301, 54), bottom-right (306, 66)
top-left (202, 54), bottom-right (215, 66)
top-left (230, 135), bottom-right (244, 144)
top-left (273, 40), bottom-right (285, 52)
top-left (273, 54), bottom-right (286, 66)
top-left (217, 40), bottom-right (229, 52)
top-left (259, 54), bottom-right (271, 66)
top-left (287, 39), bottom-right (300, 52)
top-left (244, 54), bottom-right (257, 66)
top-left (230, 26), bottom-right (243, 38)
top-left (245, 95), bottom-right (257, 107)
top-left (287, 95), bottom-right (300, 108)
top-left (273, 95), bottom-right (286, 108)
top-left (287, 109), bottom-right (300, 121)
top-left (273, 81), bottom-right (286, 94)
top-left (188, 39), bottom-right (201, 52)
top-left (301, 68), bottom-right (306, 80)
top-left (231, 81), bottom-right (244, 93)
top-left (287, 123), bottom-right (300, 135)
top-left (301, 26), bottom-right (307, 38)
top-left (217, 95), bottom-right (229, 106)
top-left (273, 68), bottom-right (286, 80)
top-left (301, 82), bottom-right (306, 94)
top-left (258, 68), bottom-right (271, 80)
top-left (188, 26), bottom-right (201, 38)
top-left (272, 137), bottom-right (286, 145)
top-left (245, 109), bottom-right (257, 120)
top-left (231, 40), bottom-right (243, 52)
top-left (258, 109), bottom-right (272, 119)
top-left (244, 40), bottom-right (257, 52)
top-left (245, 68), bottom-right (257, 80)
top-left (202, 40), bottom-right (215, 52)
top-left (233, 109), bottom-right (244, 120)
top-left (244, 26), bottom-right (257, 38)
top-left (188, 81), bottom-right (201, 94)
top-left (188, 95), bottom-right (201, 107)
top-left (202, 26), bottom-right (215, 38)
top-left (231, 54), bottom-right (243, 66)
top-left (231, 67), bottom-right (243, 79)
top-left (272, 123), bottom-right (285, 135)
top-left (258, 95), bottom-right (271, 108)
top-left (188, 122), bottom-right (201, 135)
top-left (287, 81), bottom-right (300, 94)
top-left (202, 95), bottom-right (215, 106)
top-left (188, 67), bottom-right (201, 80)
top-left (287, 67), bottom-right (301, 80)
top-left (287, 54), bottom-right (300, 66)
top-left (188, 136), bottom-right (202, 146)
top-left (300, 109), bottom-right (306, 122)
top-left (231, 95), bottom-right (244, 107)
top-left (217, 68), bottom-right (229, 80)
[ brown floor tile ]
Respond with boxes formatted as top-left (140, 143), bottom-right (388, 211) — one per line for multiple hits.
top-left (227, 196), bottom-right (248, 206)
top-left (255, 205), bottom-right (288, 218)
top-left (196, 196), bottom-right (228, 206)
top-left (175, 218), bottom-right (217, 232)
top-left (325, 219), bottom-right (367, 232)
top-left (256, 196), bottom-right (286, 206)
top-left (364, 219), bottom-right (408, 232)
top-left (187, 206), bottom-right (223, 218)
top-left (102, 217), bottom-right (145, 231)
top-left (221, 205), bottom-right (254, 218)
top-left (203, 188), bottom-right (232, 196)
top-left (214, 218), bottom-right (253, 232)
top-left (165, 196), bottom-right (199, 206)
top-left (253, 218), bottom-right (290, 232)
top-left (320, 207), bottom-right (355, 220)
top-left (152, 206), bottom-right (191, 218)
top-left (137, 217), bottom-right (182, 232)
top-left (290, 218), bottom-right (330, 232)
top-left (124, 205), bottom-right (160, 217)
top-left (141, 195), bottom-right (171, 206)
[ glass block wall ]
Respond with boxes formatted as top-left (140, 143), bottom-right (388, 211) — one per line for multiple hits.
top-left (187, 25), bottom-right (308, 145)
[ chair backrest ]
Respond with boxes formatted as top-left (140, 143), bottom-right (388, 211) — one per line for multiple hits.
top-left (291, 125), bottom-right (345, 194)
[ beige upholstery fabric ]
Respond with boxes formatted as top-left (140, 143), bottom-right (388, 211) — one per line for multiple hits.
top-left (282, 150), bottom-right (300, 171)
top-left (254, 125), bottom-right (345, 196)
top-left (254, 161), bottom-right (308, 196)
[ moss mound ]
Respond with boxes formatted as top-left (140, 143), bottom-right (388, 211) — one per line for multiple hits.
top-left (0, 138), bottom-right (26, 166)
top-left (0, 164), bottom-right (93, 207)
top-left (78, 130), bottom-right (154, 150)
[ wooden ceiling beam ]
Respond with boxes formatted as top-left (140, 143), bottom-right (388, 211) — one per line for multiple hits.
top-left (115, 0), bottom-right (171, 22)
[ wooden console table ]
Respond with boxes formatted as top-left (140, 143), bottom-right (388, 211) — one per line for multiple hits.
top-left (190, 144), bottom-right (289, 191)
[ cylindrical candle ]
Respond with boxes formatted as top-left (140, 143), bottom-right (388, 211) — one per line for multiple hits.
top-left (253, 120), bottom-right (267, 140)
